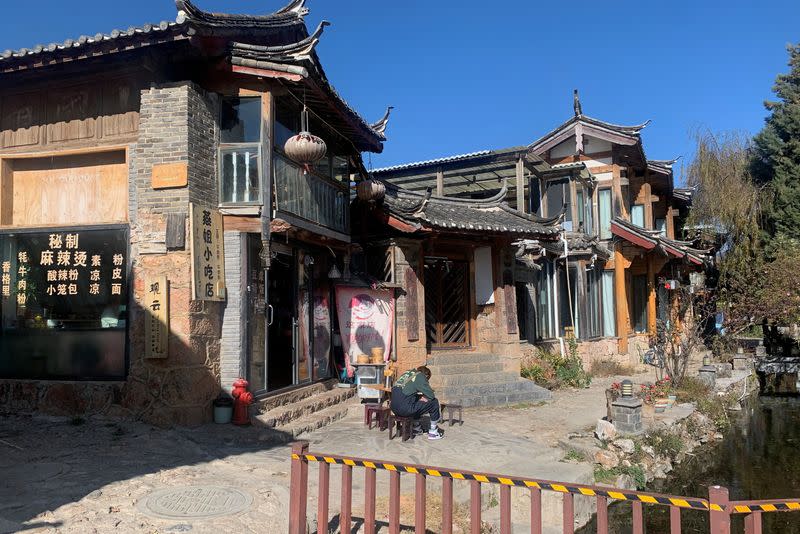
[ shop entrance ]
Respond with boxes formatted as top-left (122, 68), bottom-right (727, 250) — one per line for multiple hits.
top-left (423, 258), bottom-right (470, 348)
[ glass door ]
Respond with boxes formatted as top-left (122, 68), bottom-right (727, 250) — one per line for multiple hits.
top-left (246, 235), bottom-right (267, 394)
top-left (267, 250), bottom-right (296, 392)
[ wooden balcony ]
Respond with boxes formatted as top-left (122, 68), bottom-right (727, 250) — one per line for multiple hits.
top-left (273, 155), bottom-right (350, 240)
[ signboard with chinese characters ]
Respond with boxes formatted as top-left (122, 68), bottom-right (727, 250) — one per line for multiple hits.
top-left (189, 203), bottom-right (226, 301)
top-left (144, 276), bottom-right (169, 359)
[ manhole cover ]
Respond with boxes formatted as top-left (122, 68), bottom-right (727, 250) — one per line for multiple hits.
top-left (139, 486), bottom-right (253, 519)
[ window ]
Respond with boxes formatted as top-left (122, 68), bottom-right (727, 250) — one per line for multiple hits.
top-left (598, 189), bottom-right (612, 239)
top-left (557, 264), bottom-right (578, 338)
top-left (546, 179), bottom-right (571, 230)
top-left (536, 261), bottom-right (554, 339)
top-left (0, 227), bottom-right (129, 380)
top-left (655, 218), bottom-right (666, 237)
top-left (601, 271), bottom-right (616, 336)
top-left (584, 267), bottom-right (602, 339)
top-left (529, 179), bottom-right (541, 216)
top-left (219, 97), bottom-right (262, 204)
top-left (631, 274), bottom-right (648, 334)
top-left (631, 204), bottom-right (645, 228)
top-left (576, 190), bottom-right (584, 230)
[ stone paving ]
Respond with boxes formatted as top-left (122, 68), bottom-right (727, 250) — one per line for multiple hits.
top-left (0, 374), bottom-right (652, 534)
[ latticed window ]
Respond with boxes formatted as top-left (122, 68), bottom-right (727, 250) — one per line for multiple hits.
top-left (366, 246), bottom-right (395, 283)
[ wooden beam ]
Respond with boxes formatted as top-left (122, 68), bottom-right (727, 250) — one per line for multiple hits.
top-left (515, 157), bottom-right (525, 213)
top-left (666, 205), bottom-right (676, 240)
top-left (647, 255), bottom-right (657, 336)
top-left (615, 244), bottom-right (629, 355)
top-left (436, 167), bottom-right (444, 197)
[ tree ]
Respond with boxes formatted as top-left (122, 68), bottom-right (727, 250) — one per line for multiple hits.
top-left (685, 130), bottom-right (763, 334)
top-left (752, 43), bottom-right (800, 243)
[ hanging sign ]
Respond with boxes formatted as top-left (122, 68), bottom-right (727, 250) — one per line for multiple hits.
top-left (190, 203), bottom-right (226, 301)
top-left (145, 276), bottom-right (169, 359)
top-left (335, 287), bottom-right (394, 376)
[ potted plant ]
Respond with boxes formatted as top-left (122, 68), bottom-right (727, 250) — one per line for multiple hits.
top-left (212, 394), bottom-right (234, 424)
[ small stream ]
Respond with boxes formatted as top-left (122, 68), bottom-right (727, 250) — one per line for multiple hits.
top-left (578, 396), bottom-right (800, 533)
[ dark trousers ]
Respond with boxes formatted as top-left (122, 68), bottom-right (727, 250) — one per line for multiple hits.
top-left (390, 387), bottom-right (441, 422)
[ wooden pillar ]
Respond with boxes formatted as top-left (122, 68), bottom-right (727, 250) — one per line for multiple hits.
top-left (666, 206), bottom-right (676, 240)
top-left (436, 167), bottom-right (444, 197)
top-left (614, 245), bottom-right (629, 355)
top-left (515, 156), bottom-right (526, 213)
top-left (642, 181), bottom-right (653, 229)
top-left (647, 255), bottom-right (657, 336)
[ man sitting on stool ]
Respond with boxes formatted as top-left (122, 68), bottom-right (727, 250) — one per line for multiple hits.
top-left (391, 366), bottom-right (443, 440)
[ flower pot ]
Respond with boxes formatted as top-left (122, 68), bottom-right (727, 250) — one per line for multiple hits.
top-left (213, 397), bottom-right (234, 424)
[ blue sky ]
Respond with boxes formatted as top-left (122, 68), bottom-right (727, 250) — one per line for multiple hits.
top-left (2, 1), bottom-right (798, 182)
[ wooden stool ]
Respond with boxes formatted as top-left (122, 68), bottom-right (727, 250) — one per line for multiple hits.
top-left (365, 404), bottom-right (390, 431)
top-left (441, 403), bottom-right (463, 426)
top-left (388, 414), bottom-right (413, 441)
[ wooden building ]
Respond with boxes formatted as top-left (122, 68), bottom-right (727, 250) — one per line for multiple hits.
top-left (0, 0), bottom-right (388, 424)
top-left (373, 93), bottom-right (709, 365)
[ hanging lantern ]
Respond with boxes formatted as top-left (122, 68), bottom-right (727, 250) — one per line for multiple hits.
top-left (356, 179), bottom-right (386, 203)
top-left (283, 105), bottom-right (327, 173)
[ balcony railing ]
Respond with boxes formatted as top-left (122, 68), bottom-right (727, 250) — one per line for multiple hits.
top-left (273, 155), bottom-right (349, 236)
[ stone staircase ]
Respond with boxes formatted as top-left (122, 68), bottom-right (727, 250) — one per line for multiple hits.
top-left (427, 352), bottom-right (551, 407)
top-left (252, 380), bottom-right (358, 441)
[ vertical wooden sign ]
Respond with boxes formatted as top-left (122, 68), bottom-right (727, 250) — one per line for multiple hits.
top-left (190, 203), bottom-right (226, 301)
top-left (145, 276), bottom-right (169, 359)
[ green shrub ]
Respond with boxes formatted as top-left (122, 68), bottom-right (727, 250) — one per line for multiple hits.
top-left (590, 358), bottom-right (634, 377)
top-left (520, 343), bottom-right (591, 389)
top-left (645, 428), bottom-right (684, 459)
top-left (675, 376), bottom-right (712, 404)
top-left (593, 464), bottom-right (647, 490)
top-left (563, 449), bottom-right (586, 462)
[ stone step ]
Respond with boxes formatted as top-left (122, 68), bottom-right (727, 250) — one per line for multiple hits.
top-left (427, 352), bottom-right (498, 366)
top-left (426, 361), bottom-right (506, 375)
top-left (430, 370), bottom-right (520, 387)
top-left (435, 379), bottom-right (551, 400)
top-left (254, 386), bottom-right (356, 428)
top-left (281, 397), bottom-right (360, 439)
top-left (254, 379), bottom-right (343, 413)
top-left (441, 388), bottom-right (551, 408)
top-left (257, 397), bottom-right (359, 445)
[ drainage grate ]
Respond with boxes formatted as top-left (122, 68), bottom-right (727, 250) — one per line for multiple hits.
top-left (138, 486), bottom-right (253, 519)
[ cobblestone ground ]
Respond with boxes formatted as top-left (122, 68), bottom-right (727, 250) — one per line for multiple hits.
top-left (0, 374), bottom-right (648, 534)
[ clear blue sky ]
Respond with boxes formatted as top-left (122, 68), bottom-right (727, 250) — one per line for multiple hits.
top-left (2, 1), bottom-right (798, 181)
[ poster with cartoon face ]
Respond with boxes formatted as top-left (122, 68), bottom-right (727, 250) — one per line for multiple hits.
top-left (335, 286), bottom-right (394, 368)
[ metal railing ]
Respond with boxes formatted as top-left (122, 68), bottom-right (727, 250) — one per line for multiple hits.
top-left (288, 442), bottom-right (799, 534)
top-left (273, 155), bottom-right (349, 235)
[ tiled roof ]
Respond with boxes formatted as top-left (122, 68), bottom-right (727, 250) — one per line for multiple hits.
top-left (381, 182), bottom-right (561, 238)
top-left (0, 21), bottom-right (185, 64)
top-left (648, 157), bottom-right (680, 175)
top-left (372, 150), bottom-right (493, 174)
top-left (611, 217), bottom-right (708, 265)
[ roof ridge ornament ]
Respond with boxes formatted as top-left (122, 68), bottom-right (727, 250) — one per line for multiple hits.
top-left (229, 20), bottom-right (329, 62)
top-left (275, 0), bottom-right (309, 17)
top-left (370, 106), bottom-right (394, 136)
top-left (573, 89), bottom-right (582, 117)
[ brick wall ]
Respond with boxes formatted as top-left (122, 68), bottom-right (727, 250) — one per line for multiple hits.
top-left (220, 232), bottom-right (245, 392)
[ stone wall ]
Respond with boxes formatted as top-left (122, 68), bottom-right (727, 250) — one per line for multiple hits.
top-left (0, 81), bottom-right (224, 426)
top-left (220, 232), bottom-right (245, 392)
top-left (392, 240), bottom-right (427, 373)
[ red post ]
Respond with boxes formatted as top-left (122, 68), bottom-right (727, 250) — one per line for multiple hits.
top-left (669, 506), bottom-right (681, 534)
top-left (596, 496), bottom-right (608, 534)
top-left (709, 486), bottom-right (731, 534)
top-left (415, 473), bottom-right (426, 534)
top-left (531, 488), bottom-right (542, 534)
top-left (365, 467), bottom-right (377, 534)
top-left (317, 461), bottom-right (330, 534)
top-left (632, 501), bottom-right (644, 534)
top-left (500, 485), bottom-right (512, 534)
top-left (470, 480), bottom-right (482, 534)
top-left (289, 441), bottom-right (309, 534)
top-left (744, 512), bottom-right (762, 534)
top-left (442, 477), bottom-right (454, 534)
top-left (340, 464), bottom-right (352, 533)
top-left (389, 470), bottom-right (401, 534)
top-left (563, 492), bottom-right (575, 534)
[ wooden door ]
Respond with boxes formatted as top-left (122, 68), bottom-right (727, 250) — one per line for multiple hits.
top-left (424, 259), bottom-right (470, 348)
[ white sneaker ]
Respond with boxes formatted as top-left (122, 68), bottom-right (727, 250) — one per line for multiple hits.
top-left (428, 429), bottom-right (444, 440)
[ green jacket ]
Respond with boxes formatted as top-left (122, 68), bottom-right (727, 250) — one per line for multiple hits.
top-left (395, 370), bottom-right (436, 400)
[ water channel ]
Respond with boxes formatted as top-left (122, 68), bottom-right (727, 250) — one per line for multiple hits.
top-left (577, 395), bottom-right (800, 533)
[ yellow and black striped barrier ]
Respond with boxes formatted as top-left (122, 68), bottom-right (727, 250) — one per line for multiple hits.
top-left (730, 502), bottom-right (800, 513)
top-left (291, 452), bottom-right (716, 512)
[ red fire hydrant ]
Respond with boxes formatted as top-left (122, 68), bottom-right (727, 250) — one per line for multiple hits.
top-left (231, 378), bottom-right (253, 426)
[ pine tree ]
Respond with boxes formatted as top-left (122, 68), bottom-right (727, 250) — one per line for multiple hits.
top-left (752, 43), bottom-right (800, 241)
